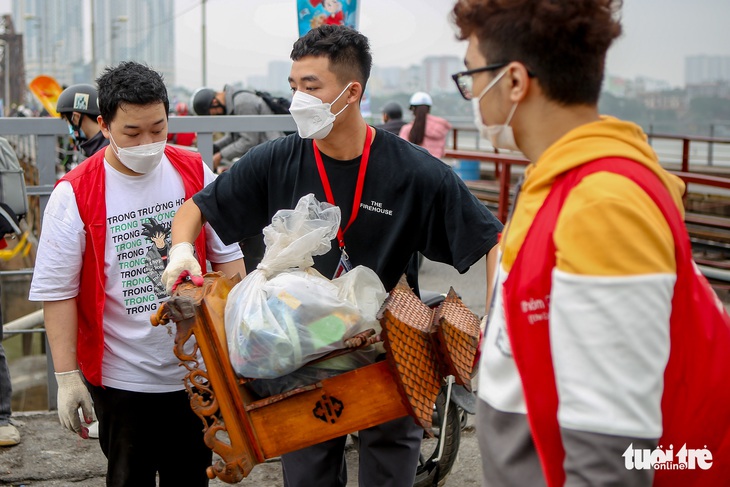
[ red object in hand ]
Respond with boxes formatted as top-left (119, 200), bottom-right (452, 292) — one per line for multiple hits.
top-left (171, 270), bottom-right (204, 293)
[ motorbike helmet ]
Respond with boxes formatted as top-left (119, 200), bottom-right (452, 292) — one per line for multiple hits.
top-left (190, 88), bottom-right (217, 116)
top-left (409, 91), bottom-right (433, 107)
top-left (56, 84), bottom-right (100, 117)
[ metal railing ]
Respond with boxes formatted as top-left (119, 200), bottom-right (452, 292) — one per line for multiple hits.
top-left (0, 114), bottom-right (296, 201)
top-left (647, 132), bottom-right (730, 171)
top-left (443, 149), bottom-right (528, 223)
top-left (0, 114), bottom-right (296, 409)
top-left (446, 127), bottom-right (730, 222)
top-left (445, 148), bottom-right (730, 224)
top-left (450, 125), bottom-right (730, 171)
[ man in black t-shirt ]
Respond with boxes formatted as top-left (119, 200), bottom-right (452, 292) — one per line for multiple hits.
top-left (163, 25), bottom-right (502, 487)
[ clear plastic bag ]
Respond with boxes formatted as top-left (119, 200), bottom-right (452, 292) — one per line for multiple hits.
top-left (224, 194), bottom-right (387, 379)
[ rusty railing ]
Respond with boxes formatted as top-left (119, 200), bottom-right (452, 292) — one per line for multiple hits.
top-left (446, 131), bottom-right (730, 223)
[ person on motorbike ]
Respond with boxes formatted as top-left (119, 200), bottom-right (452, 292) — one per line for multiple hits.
top-left (162, 24), bottom-right (502, 487)
top-left (190, 86), bottom-right (285, 172)
top-left (56, 83), bottom-right (109, 159)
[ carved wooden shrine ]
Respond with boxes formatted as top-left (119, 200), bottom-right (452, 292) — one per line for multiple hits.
top-left (151, 273), bottom-right (480, 483)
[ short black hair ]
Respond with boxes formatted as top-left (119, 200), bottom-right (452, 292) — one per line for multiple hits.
top-left (96, 61), bottom-right (170, 124)
top-left (290, 25), bottom-right (372, 90)
top-left (382, 101), bottom-right (403, 120)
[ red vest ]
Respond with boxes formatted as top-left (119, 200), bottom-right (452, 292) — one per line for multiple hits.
top-left (59, 145), bottom-right (208, 386)
top-left (504, 158), bottom-right (730, 486)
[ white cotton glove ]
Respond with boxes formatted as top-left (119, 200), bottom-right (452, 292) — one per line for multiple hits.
top-left (161, 242), bottom-right (203, 295)
top-left (55, 370), bottom-right (94, 438)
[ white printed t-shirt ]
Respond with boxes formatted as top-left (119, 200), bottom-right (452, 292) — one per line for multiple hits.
top-left (29, 154), bottom-right (242, 392)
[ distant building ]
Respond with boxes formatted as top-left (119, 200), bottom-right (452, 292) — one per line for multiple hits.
top-left (16, 0), bottom-right (176, 86)
top-left (422, 55), bottom-right (461, 94)
top-left (368, 64), bottom-right (420, 96)
top-left (686, 82), bottom-right (730, 100)
top-left (637, 89), bottom-right (687, 111)
top-left (685, 55), bottom-right (730, 85)
top-left (252, 55), bottom-right (463, 98)
top-left (633, 76), bottom-right (673, 94)
top-left (91, 0), bottom-right (175, 84)
top-left (267, 60), bottom-right (292, 95)
top-left (399, 65), bottom-right (421, 95)
top-left (604, 73), bottom-right (674, 99)
top-left (246, 75), bottom-right (269, 91)
top-left (371, 65), bottom-right (403, 94)
top-left (604, 75), bottom-right (629, 98)
top-left (14, 0), bottom-right (85, 85)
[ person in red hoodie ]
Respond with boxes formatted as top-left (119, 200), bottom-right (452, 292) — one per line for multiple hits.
top-left (399, 91), bottom-right (452, 158)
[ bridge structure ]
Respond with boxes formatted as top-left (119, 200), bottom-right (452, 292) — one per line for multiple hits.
top-left (0, 15), bottom-right (26, 115)
top-left (1, 115), bottom-right (730, 412)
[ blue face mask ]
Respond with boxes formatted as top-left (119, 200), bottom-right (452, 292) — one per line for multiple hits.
top-left (68, 115), bottom-right (87, 145)
top-left (75, 127), bottom-right (87, 143)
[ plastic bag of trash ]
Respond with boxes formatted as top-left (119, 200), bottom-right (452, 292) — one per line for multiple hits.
top-left (224, 193), bottom-right (387, 379)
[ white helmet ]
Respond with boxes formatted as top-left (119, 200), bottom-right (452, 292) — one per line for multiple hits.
top-left (409, 91), bottom-right (432, 106)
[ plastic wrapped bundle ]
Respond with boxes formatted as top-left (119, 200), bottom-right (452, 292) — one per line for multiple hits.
top-left (224, 194), bottom-right (387, 380)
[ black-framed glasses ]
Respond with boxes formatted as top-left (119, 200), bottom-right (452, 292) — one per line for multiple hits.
top-left (451, 62), bottom-right (508, 101)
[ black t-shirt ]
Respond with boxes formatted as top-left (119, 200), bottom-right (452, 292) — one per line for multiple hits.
top-left (193, 128), bottom-right (502, 292)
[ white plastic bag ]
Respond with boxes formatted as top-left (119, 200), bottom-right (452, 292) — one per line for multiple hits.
top-left (224, 194), bottom-right (387, 379)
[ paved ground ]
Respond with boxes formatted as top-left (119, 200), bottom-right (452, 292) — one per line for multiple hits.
top-left (0, 411), bottom-right (481, 487)
top-left (1, 258), bottom-right (487, 486)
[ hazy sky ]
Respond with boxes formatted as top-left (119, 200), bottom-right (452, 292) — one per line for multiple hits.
top-left (2, 0), bottom-right (728, 90)
top-left (173, 0), bottom-right (729, 91)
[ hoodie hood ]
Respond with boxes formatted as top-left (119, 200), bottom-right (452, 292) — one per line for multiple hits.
top-left (501, 116), bottom-right (686, 269)
top-left (525, 116), bottom-right (683, 204)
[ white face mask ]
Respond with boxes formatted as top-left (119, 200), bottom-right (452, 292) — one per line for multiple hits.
top-left (471, 68), bottom-right (520, 152)
top-left (289, 82), bottom-right (352, 139)
top-left (109, 133), bottom-right (166, 174)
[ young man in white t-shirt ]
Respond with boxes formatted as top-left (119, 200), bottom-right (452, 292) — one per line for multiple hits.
top-left (29, 61), bottom-right (244, 486)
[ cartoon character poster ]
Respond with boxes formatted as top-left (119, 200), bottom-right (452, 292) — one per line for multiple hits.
top-left (297, 0), bottom-right (359, 37)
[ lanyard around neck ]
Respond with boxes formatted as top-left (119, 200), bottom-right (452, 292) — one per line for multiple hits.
top-left (312, 125), bottom-right (373, 250)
